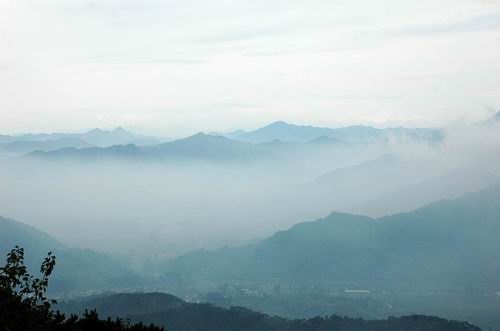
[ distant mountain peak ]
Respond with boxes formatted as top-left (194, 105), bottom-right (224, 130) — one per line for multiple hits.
top-left (268, 120), bottom-right (290, 126)
top-left (112, 127), bottom-right (128, 133)
top-left (230, 121), bottom-right (443, 144)
top-left (87, 128), bottom-right (105, 134)
top-left (189, 132), bottom-right (238, 141)
top-left (178, 132), bottom-right (219, 142)
top-left (259, 121), bottom-right (300, 130)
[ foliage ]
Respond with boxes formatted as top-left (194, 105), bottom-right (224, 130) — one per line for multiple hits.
top-left (0, 246), bottom-right (164, 331)
top-left (1, 246), bottom-right (482, 331)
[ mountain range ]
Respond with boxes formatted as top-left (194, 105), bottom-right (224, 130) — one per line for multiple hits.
top-left (0, 137), bottom-right (92, 158)
top-left (13, 127), bottom-right (161, 147)
top-left (26, 133), bottom-right (271, 162)
top-left (224, 121), bottom-right (444, 144)
top-left (5, 113), bottom-right (500, 160)
top-left (57, 292), bottom-right (480, 331)
top-left (165, 183), bottom-right (500, 291)
top-left (0, 127), bottom-right (162, 158)
top-left (0, 121), bottom-right (448, 160)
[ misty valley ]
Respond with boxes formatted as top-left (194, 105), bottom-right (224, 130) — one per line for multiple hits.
top-left (2, 117), bottom-right (500, 330)
top-left (3, 0), bottom-right (500, 329)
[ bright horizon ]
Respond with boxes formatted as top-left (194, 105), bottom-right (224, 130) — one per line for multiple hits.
top-left (0, 118), bottom-right (481, 139)
top-left (1, 0), bottom-right (500, 136)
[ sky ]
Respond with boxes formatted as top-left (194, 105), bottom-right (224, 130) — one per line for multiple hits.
top-left (1, 0), bottom-right (500, 136)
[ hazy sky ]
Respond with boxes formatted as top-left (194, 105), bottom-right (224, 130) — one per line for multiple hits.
top-left (1, 0), bottom-right (500, 136)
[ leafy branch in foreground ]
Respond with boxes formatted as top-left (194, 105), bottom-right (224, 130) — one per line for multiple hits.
top-left (0, 246), bottom-right (164, 331)
top-left (1, 246), bottom-right (56, 308)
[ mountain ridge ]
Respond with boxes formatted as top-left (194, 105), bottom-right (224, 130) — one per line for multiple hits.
top-left (228, 121), bottom-right (444, 144)
top-left (0, 216), bottom-right (137, 293)
top-left (25, 133), bottom-right (271, 162)
top-left (165, 183), bottom-right (500, 289)
top-left (57, 292), bottom-right (481, 331)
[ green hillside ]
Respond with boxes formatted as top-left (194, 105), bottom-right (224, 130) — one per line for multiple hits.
top-left (165, 183), bottom-right (500, 291)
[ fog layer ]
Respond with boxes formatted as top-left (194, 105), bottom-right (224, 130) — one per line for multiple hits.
top-left (0, 121), bottom-right (499, 270)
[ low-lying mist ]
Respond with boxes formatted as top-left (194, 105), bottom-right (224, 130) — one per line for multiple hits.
top-left (0, 122), bottom-right (499, 272)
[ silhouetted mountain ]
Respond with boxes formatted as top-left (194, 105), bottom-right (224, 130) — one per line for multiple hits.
top-left (0, 216), bottom-right (137, 293)
top-left (231, 121), bottom-right (333, 143)
top-left (229, 121), bottom-right (444, 144)
top-left (0, 137), bottom-right (91, 158)
top-left (58, 292), bottom-right (480, 331)
top-left (0, 216), bottom-right (66, 254)
top-left (144, 133), bottom-right (269, 161)
top-left (2, 127), bottom-right (161, 148)
top-left (165, 183), bottom-right (500, 291)
top-left (28, 144), bottom-right (143, 160)
top-left (27, 133), bottom-right (271, 162)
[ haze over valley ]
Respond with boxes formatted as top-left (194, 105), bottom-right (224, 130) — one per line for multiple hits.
top-left (2, 1), bottom-right (500, 330)
top-left (1, 116), bottom-right (499, 260)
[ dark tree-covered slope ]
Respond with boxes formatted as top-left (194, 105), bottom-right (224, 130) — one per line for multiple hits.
top-left (165, 183), bottom-right (500, 290)
top-left (59, 292), bottom-right (480, 331)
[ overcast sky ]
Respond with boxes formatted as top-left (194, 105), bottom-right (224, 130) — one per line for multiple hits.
top-left (1, 0), bottom-right (500, 136)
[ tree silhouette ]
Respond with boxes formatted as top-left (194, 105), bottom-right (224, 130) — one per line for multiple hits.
top-left (0, 246), bottom-right (164, 331)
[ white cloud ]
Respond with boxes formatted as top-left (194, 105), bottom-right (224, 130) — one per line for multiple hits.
top-left (0, 0), bottom-right (499, 134)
